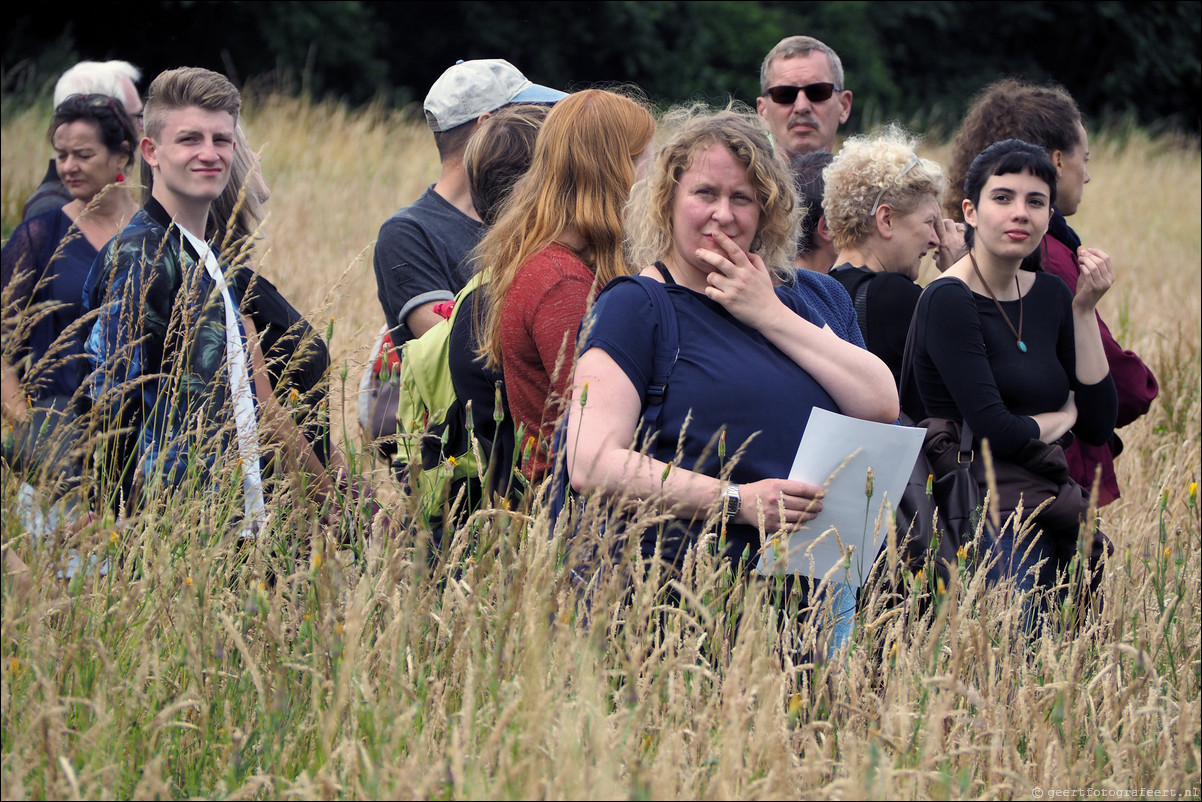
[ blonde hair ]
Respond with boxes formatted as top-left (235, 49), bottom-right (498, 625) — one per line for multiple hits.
top-left (478, 89), bottom-right (655, 370)
top-left (142, 67), bottom-right (240, 141)
top-left (206, 120), bottom-right (267, 255)
top-left (821, 123), bottom-right (946, 252)
top-left (624, 104), bottom-right (799, 283)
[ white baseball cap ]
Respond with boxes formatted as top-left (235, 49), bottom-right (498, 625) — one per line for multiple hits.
top-left (424, 58), bottom-right (567, 132)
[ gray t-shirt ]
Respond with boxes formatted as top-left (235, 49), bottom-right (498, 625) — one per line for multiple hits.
top-left (373, 185), bottom-right (483, 345)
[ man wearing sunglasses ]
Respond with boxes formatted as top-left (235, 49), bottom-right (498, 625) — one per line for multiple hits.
top-left (756, 35), bottom-right (853, 159)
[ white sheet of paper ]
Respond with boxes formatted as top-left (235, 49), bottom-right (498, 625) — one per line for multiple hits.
top-left (755, 407), bottom-right (925, 587)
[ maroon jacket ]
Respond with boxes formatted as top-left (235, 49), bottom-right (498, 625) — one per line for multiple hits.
top-left (1040, 212), bottom-right (1159, 505)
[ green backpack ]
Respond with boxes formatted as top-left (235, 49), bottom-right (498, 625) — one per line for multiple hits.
top-left (394, 273), bottom-right (492, 529)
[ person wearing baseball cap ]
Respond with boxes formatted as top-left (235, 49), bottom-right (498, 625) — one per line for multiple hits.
top-left (423, 58), bottom-right (566, 132)
top-left (365, 59), bottom-right (565, 452)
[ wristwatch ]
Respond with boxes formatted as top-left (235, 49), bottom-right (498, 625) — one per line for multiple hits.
top-left (723, 482), bottom-right (741, 523)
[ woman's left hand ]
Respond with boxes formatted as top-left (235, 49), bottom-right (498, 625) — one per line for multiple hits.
top-left (698, 231), bottom-right (781, 328)
top-left (1073, 246), bottom-right (1114, 313)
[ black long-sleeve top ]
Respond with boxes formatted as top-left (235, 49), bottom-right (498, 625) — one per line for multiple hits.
top-left (912, 274), bottom-right (1117, 458)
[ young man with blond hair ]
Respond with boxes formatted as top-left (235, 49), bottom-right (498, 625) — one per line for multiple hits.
top-left (85, 67), bottom-right (335, 529)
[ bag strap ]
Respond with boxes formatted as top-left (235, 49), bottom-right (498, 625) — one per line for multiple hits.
top-left (633, 273), bottom-right (680, 433)
top-left (901, 280), bottom-right (973, 456)
top-left (830, 265), bottom-right (871, 345)
top-left (447, 271), bottom-right (486, 327)
top-left (548, 273), bottom-right (679, 527)
top-left (851, 279), bottom-right (869, 344)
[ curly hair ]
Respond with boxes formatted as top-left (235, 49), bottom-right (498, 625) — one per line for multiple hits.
top-left (821, 123), bottom-right (946, 253)
top-left (477, 88), bottom-right (656, 370)
top-left (946, 79), bottom-right (1082, 221)
top-left (624, 104), bottom-right (799, 283)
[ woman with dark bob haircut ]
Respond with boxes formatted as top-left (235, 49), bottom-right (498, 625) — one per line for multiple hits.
top-left (910, 139), bottom-right (1117, 610)
top-left (565, 107), bottom-right (897, 578)
top-left (947, 79), bottom-right (1157, 506)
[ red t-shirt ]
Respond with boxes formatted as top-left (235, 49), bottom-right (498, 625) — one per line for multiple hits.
top-left (499, 243), bottom-right (600, 479)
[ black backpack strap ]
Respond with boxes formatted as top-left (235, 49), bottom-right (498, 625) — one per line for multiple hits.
top-left (851, 279), bottom-right (870, 344)
top-left (634, 275), bottom-right (679, 436)
top-left (548, 274), bottom-right (679, 531)
top-left (901, 280), bottom-right (972, 447)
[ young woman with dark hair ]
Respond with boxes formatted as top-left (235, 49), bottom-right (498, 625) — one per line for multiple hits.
top-left (947, 79), bottom-right (1158, 506)
top-left (911, 139), bottom-right (1117, 608)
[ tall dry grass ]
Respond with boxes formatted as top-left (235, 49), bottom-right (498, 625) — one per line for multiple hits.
top-left (2, 96), bottom-right (1199, 800)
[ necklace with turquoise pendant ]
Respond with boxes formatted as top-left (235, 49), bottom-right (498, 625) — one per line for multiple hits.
top-left (970, 251), bottom-right (1026, 352)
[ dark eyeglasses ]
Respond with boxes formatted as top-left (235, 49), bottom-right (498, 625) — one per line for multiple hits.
top-left (763, 82), bottom-right (842, 105)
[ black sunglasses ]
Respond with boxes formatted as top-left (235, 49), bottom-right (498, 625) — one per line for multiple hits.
top-left (763, 82), bottom-right (842, 105)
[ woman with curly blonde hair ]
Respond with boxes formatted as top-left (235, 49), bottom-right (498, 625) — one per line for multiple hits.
top-left (477, 89), bottom-right (655, 480)
top-left (825, 124), bottom-right (956, 400)
top-left (565, 107), bottom-right (897, 574)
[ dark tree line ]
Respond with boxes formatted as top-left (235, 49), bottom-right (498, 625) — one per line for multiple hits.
top-left (4, 1), bottom-right (1199, 135)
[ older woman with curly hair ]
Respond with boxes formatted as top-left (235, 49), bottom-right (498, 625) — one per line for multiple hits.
top-left (945, 79), bottom-right (1157, 507)
top-left (824, 125), bottom-right (958, 398)
top-left (565, 107), bottom-right (898, 573)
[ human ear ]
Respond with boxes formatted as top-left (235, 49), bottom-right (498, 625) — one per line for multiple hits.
top-left (962, 198), bottom-right (977, 228)
top-left (837, 90), bottom-right (853, 124)
top-left (875, 204), bottom-right (893, 238)
top-left (816, 215), bottom-right (833, 244)
top-left (1051, 148), bottom-right (1066, 177)
top-left (140, 137), bottom-right (158, 169)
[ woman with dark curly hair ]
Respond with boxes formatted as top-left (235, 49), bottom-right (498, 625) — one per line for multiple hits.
top-left (3, 95), bottom-right (140, 422)
top-left (946, 79), bottom-right (1158, 506)
top-left (3, 94), bottom-right (140, 457)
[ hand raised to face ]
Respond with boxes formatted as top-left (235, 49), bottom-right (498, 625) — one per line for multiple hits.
top-left (1073, 246), bottom-right (1114, 313)
top-left (694, 230), bottom-right (781, 328)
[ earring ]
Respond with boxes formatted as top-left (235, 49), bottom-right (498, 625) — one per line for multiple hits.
top-left (116, 173), bottom-right (125, 183)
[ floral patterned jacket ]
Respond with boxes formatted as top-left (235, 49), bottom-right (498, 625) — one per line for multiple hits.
top-left (84, 198), bottom-right (256, 494)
